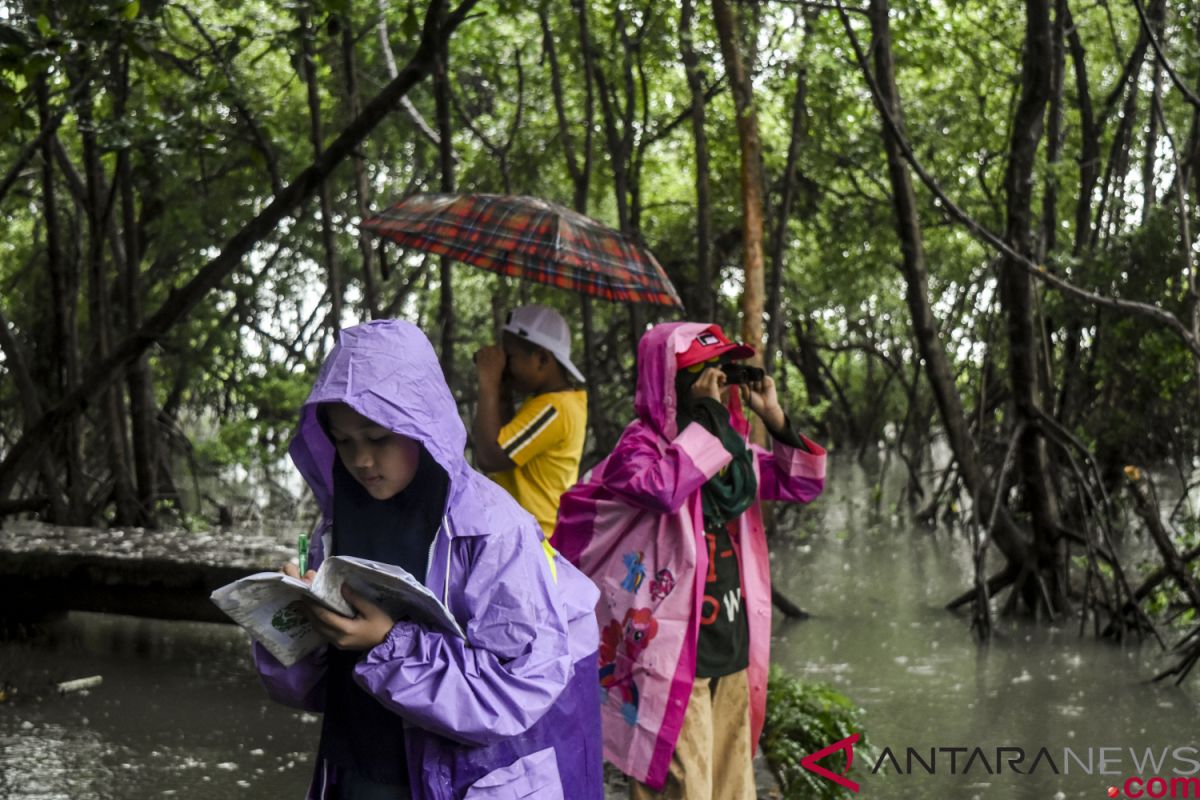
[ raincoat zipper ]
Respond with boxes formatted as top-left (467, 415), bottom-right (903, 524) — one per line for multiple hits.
top-left (426, 513), bottom-right (454, 609)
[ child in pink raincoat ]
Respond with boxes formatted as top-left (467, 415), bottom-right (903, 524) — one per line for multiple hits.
top-left (552, 322), bottom-right (826, 799)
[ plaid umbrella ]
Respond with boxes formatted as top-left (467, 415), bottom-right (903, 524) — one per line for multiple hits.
top-left (361, 193), bottom-right (683, 307)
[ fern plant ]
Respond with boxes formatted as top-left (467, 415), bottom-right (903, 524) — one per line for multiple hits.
top-left (761, 666), bottom-right (878, 799)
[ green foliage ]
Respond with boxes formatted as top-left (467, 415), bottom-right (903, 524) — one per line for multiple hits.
top-left (1138, 511), bottom-right (1200, 622)
top-left (1062, 209), bottom-right (1200, 468)
top-left (762, 666), bottom-right (877, 799)
top-left (191, 361), bottom-right (313, 470)
top-left (4, 0), bottom-right (1200, 528)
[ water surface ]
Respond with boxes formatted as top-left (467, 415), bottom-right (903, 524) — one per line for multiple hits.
top-left (772, 458), bottom-right (1200, 798)
top-left (3, 457), bottom-right (1198, 799)
top-left (1, 614), bottom-right (316, 799)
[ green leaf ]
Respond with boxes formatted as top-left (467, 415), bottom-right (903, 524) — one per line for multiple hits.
top-left (23, 54), bottom-right (53, 80)
top-left (321, 0), bottom-right (350, 17)
top-left (123, 1), bottom-right (140, 20)
top-left (763, 667), bottom-right (877, 799)
top-left (0, 22), bottom-right (32, 51)
top-left (126, 36), bottom-right (151, 60)
top-left (401, 10), bottom-right (419, 38)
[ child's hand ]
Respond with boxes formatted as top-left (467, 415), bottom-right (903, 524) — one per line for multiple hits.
top-left (741, 375), bottom-right (786, 433)
top-left (691, 367), bottom-right (726, 403)
top-left (306, 586), bottom-right (396, 651)
top-left (282, 562), bottom-right (317, 584)
top-left (474, 344), bottom-right (506, 386)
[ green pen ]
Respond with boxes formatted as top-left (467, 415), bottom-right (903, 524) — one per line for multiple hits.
top-left (297, 533), bottom-right (308, 575)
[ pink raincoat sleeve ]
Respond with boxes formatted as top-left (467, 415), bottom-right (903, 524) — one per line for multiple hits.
top-left (353, 528), bottom-right (573, 747)
top-left (754, 433), bottom-right (827, 502)
top-left (602, 422), bottom-right (733, 514)
top-left (253, 643), bottom-right (329, 713)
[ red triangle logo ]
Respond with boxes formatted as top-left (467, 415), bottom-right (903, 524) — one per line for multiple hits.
top-left (800, 733), bottom-right (861, 792)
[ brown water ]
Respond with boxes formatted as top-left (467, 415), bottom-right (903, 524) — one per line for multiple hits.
top-left (771, 458), bottom-right (1200, 798)
top-left (2, 457), bottom-right (1198, 799)
top-left (0, 614), bottom-right (316, 799)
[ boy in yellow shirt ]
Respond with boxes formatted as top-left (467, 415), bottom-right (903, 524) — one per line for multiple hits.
top-left (473, 305), bottom-right (588, 559)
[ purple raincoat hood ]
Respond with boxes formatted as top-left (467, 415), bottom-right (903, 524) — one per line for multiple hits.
top-left (634, 321), bottom-right (749, 440)
top-left (288, 320), bottom-right (466, 519)
top-left (258, 320), bottom-right (606, 800)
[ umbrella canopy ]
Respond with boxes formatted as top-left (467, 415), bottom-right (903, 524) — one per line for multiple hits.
top-left (361, 193), bottom-right (683, 307)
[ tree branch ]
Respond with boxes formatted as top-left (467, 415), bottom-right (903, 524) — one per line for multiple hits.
top-left (0, 0), bottom-right (478, 500)
top-left (833, 0), bottom-right (1200, 360)
top-left (1131, 0), bottom-right (1200, 110)
top-left (0, 65), bottom-right (97, 210)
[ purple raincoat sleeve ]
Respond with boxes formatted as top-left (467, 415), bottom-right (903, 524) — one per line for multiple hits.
top-left (353, 529), bottom-right (574, 747)
top-left (601, 422), bottom-right (732, 515)
top-left (754, 433), bottom-right (827, 503)
top-left (253, 641), bottom-right (329, 713)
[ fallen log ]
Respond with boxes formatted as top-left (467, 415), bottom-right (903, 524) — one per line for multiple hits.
top-left (0, 521), bottom-right (292, 625)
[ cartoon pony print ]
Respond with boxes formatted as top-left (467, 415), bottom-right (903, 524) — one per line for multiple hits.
top-left (620, 550), bottom-right (646, 593)
top-left (597, 608), bottom-right (659, 725)
top-left (649, 568), bottom-right (675, 601)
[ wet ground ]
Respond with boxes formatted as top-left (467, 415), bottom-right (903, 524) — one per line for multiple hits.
top-left (3, 457), bottom-right (1198, 799)
top-left (1, 613), bottom-right (317, 799)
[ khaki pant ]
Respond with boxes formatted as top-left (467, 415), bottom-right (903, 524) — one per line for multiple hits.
top-left (629, 670), bottom-right (756, 800)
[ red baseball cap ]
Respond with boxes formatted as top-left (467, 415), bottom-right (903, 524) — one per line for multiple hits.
top-left (676, 325), bottom-right (756, 368)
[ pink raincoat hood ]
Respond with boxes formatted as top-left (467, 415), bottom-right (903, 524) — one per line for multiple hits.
top-left (553, 321), bottom-right (826, 790)
top-left (634, 321), bottom-right (750, 440)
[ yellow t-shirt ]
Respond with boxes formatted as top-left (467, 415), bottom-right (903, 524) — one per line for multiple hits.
top-left (490, 389), bottom-right (588, 542)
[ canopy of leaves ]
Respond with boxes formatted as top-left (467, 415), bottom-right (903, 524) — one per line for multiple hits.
top-left (1, 0), bottom-right (1198, 531)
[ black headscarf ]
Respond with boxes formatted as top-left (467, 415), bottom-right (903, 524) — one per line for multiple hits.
top-left (675, 367), bottom-right (757, 530)
top-left (318, 444), bottom-right (448, 787)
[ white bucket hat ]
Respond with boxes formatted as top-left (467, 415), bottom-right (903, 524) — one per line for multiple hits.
top-left (502, 304), bottom-right (586, 384)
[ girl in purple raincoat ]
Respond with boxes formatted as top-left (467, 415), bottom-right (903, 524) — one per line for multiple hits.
top-left (552, 322), bottom-right (826, 799)
top-left (254, 319), bottom-right (603, 800)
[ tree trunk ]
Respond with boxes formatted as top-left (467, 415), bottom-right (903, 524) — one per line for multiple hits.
top-left (1094, 81), bottom-right (1140, 248)
top-left (74, 67), bottom-right (140, 527)
top-left (433, 8), bottom-right (456, 388)
top-left (625, 26), bottom-right (650, 369)
top-left (588, 10), bottom-right (644, 394)
top-left (542, 0), bottom-right (607, 450)
top-left (342, 14), bottom-right (380, 320)
top-left (34, 74), bottom-right (80, 523)
top-left (300, 6), bottom-right (343, 335)
top-left (592, 48), bottom-right (632, 234)
top-left (114, 49), bottom-right (158, 526)
top-left (713, 0), bottom-right (766, 443)
top-left (1000, 0), bottom-right (1065, 613)
top-left (1143, 63), bottom-right (1163, 221)
top-left (1056, 2), bottom-right (1101, 424)
top-left (1138, 0), bottom-right (1166, 223)
top-left (0, 0), bottom-right (473, 501)
top-left (865, 0), bottom-right (1031, 577)
top-left (680, 0), bottom-right (715, 321)
top-left (766, 57), bottom-right (808, 376)
top-left (1040, 0), bottom-right (1064, 260)
top-left (1034, 0), bottom-right (1066, 430)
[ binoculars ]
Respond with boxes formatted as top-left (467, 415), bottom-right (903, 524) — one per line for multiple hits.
top-left (721, 364), bottom-right (765, 385)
